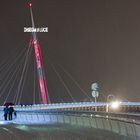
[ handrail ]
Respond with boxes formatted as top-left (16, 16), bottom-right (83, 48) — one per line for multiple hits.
top-left (14, 109), bottom-right (140, 125)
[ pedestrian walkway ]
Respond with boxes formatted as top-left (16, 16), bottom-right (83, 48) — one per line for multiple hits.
top-left (0, 110), bottom-right (139, 139)
top-left (0, 123), bottom-right (134, 140)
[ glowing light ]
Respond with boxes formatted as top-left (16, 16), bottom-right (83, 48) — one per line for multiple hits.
top-left (110, 101), bottom-right (121, 109)
top-left (33, 40), bottom-right (37, 44)
top-left (29, 2), bottom-right (32, 7)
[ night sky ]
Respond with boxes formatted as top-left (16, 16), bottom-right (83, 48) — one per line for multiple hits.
top-left (0, 0), bottom-right (140, 104)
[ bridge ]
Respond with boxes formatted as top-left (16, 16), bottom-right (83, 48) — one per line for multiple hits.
top-left (0, 102), bottom-right (140, 140)
top-left (0, 2), bottom-right (140, 140)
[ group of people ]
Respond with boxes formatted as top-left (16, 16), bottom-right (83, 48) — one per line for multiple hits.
top-left (3, 106), bottom-right (16, 120)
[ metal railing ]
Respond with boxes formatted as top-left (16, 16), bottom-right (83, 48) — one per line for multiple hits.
top-left (0, 104), bottom-right (140, 139)
top-left (0, 110), bottom-right (138, 139)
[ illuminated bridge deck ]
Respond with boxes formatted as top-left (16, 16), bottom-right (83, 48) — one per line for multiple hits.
top-left (0, 102), bottom-right (140, 140)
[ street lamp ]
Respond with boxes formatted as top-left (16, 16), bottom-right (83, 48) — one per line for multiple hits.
top-left (106, 94), bottom-right (115, 112)
top-left (110, 100), bottom-right (121, 110)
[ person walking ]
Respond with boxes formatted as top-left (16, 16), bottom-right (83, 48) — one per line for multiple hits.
top-left (8, 106), bottom-right (14, 120)
top-left (3, 106), bottom-right (8, 120)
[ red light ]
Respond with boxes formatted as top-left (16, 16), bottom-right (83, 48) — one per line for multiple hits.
top-left (27, 2), bottom-right (32, 8)
top-left (29, 3), bottom-right (32, 7)
top-left (27, 2), bottom-right (32, 7)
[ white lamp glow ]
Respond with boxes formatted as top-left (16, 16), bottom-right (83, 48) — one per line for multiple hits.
top-left (110, 101), bottom-right (121, 109)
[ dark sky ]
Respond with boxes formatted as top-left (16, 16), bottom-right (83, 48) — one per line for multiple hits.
top-left (0, 0), bottom-right (140, 104)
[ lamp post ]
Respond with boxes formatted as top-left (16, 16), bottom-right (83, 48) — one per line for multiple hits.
top-left (106, 94), bottom-right (115, 112)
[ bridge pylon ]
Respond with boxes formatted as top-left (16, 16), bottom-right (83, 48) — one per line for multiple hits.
top-left (28, 2), bottom-right (50, 104)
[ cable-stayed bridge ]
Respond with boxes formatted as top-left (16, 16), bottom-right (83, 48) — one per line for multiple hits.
top-left (0, 2), bottom-right (140, 140)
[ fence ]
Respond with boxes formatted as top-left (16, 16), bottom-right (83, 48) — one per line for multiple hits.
top-left (0, 110), bottom-right (137, 140)
top-left (0, 105), bottom-right (140, 139)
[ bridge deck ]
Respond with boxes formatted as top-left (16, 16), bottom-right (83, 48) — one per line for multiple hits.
top-left (0, 123), bottom-right (133, 140)
top-left (0, 110), bottom-right (139, 140)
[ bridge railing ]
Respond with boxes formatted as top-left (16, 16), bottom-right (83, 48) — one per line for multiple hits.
top-left (0, 108), bottom-right (139, 139)
top-left (0, 103), bottom-right (140, 139)
top-left (11, 101), bottom-right (140, 113)
top-left (13, 102), bottom-right (107, 110)
top-left (0, 110), bottom-right (137, 139)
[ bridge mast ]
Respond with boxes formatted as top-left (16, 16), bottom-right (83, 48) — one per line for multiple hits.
top-left (28, 2), bottom-right (50, 104)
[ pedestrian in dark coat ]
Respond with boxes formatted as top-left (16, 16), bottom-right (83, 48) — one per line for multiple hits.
top-left (8, 106), bottom-right (14, 120)
top-left (3, 106), bottom-right (8, 120)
